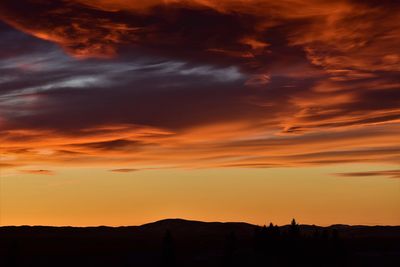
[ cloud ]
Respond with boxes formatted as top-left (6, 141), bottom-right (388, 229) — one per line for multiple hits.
top-left (334, 170), bottom-right (400, 179)
top-left (19, 169), bottom-right (55, 175)
top-left (0, 162), bottom-right (20, 168)
top-left (0, 0), bottom-right (399, 170)
top-left (110, 168), bottom-right (139, 173)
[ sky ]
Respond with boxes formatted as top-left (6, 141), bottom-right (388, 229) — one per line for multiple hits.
top-left (0, 0), bottom-right (399, 226)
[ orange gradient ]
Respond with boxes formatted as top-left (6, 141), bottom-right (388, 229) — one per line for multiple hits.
top-left (1, 166), bottom-right (400, 226)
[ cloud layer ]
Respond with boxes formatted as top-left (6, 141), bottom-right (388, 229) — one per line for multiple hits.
top-left (0, 0), bottom-right (399, 171)
top-left (335, 169), bottom-right (400, 179)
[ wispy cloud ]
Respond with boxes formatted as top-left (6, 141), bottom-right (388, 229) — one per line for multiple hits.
top-left (334, 170), bottom-right (400, 179)
top-left (0, 0), bottom-right (399, 170)
top-left (110, 168), bottom-right (139, 173)
top-left (19, 169), bottom-right (55, 175)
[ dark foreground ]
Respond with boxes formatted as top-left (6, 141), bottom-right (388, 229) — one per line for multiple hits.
top-left (1, 219), bottom-right (400, 267)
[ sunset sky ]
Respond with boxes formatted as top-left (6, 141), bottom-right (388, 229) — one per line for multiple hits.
top-left (0, 0), bottom-right (399, 226)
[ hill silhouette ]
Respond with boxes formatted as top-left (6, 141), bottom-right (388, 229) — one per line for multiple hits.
top-left (1, 219), bottom-right (399, 267)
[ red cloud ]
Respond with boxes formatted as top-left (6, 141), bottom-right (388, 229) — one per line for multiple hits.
top-left (0, 0), bottom-right (399, 170)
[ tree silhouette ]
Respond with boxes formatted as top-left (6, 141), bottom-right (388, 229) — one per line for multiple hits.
top-left (161, 230), bottom-right (175, 267)
top-left (253, 226), bottom-right (262, 254)
top-left (286, 219), bottom-right (301, 266)
top-left (7, 241), bottom-right (20, 267)
top-left (330, 229), bottom-right (347, 266)
top-left (289, 218), bottom-right (300, 238)
top-left (223, 231), bottom-right (237, 267)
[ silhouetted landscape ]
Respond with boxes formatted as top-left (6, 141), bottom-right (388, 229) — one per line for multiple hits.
top-left (1, 219), bottom-right (399, 267)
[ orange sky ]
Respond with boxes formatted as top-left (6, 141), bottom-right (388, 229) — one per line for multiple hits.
top-left (1, 166), bottom-right (400, 226)
top-left (0, 0), bottom-right (399, 226)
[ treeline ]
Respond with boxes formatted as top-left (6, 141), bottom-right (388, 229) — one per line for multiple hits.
top-left (162, 219), bottom-right (348, 267)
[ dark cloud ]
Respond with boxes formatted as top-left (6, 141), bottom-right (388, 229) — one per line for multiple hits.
top-left (73, 139), bottom-right (143, 151)
top-left (334, 170), bottom-right (400, 179)
top-left (0, 21), bottom-right (56, 60)
top-left (0, 0), bottom-right (399, 170)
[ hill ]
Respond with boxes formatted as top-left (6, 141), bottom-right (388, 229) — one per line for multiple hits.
top-left (1, 219), bottom-right (400, 267)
